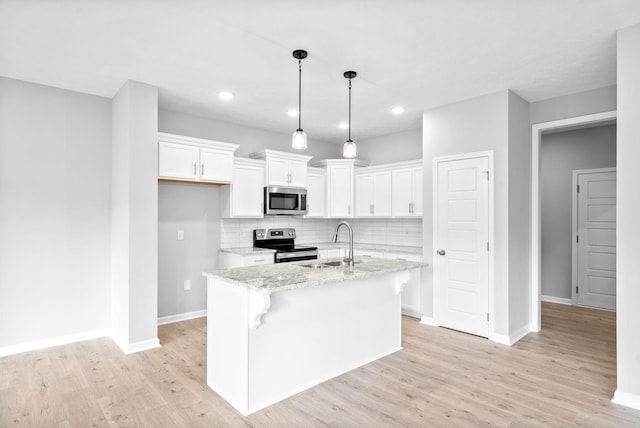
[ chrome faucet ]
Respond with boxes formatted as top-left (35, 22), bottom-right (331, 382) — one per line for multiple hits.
top-left (332, 221), bottom-right (354, 266)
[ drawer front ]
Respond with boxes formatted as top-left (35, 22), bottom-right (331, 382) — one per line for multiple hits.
top-left (243, 254), bottom-right (274, 266)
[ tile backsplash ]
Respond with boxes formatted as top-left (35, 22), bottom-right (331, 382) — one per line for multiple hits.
top-left (220, 217), bottom-right (422, 248)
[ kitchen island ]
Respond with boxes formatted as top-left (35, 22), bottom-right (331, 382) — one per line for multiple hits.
top-left (203, 256), bottom-right (425, 415)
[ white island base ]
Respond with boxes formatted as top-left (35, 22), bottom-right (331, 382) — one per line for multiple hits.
top-left (206, 270), bottom-right (410, 416)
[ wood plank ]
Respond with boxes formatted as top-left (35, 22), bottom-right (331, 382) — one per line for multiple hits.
top-left (1, 302), bottom-right (639, 426)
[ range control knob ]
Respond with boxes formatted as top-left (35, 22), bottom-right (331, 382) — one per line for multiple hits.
top-left (289, 231), bottom-right (294, 236)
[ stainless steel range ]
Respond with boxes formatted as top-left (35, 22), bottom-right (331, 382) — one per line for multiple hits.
top-left (253, 228), bottom-right (318, 263)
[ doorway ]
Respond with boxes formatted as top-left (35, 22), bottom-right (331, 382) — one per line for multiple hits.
top-left (531, 110), bottom-right (617, 331)
top-left (433, 151), bottom-right (493, 337)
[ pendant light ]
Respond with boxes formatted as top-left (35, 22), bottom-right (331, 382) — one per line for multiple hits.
top-left (292, 49), bottom-right (308, 150)
top-left (342, 71), bottom-right (357, 158)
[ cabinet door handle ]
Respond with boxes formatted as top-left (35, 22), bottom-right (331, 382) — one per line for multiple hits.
top-left (253, 259), bottom-right (266, 263)
top-left (193, 162), bottom-right (197, 176)
top-left (370, 204), bottom-right (373, 214)
top-left (348, 204), bottom-right (351, 215)
top-left (201, 163), bottom-right (205, 176)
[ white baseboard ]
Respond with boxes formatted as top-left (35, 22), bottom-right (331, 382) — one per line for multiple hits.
top-left (612, 390), bottom-right (640, 411)
top-left (419, 315), bottom-right (437, 326)
top-left (111, 331), bottom-right (161, 355)
top-left (490, 324), bottom-right (531, 346)
top-left (158, 309), bottom-right (207, 326)
top-left (541, 295), bottom-right (573, 305)
top-left (0, 328), bottom-right (111, 357)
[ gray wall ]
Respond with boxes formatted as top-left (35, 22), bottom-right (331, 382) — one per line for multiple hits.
top-left (507, 91), bottom-right (532, 335)
top-left (159, 109), bottom-right (342, 160)
top-left (0, 77), bottom-right (112, 349)
top-left (530, 85), bottom-right (616, 124)
top-left (158, 183), bottom-right (220, 318)
top-left (422, 90), bottom-right (530, 339)
top-left (357, 127), bottom-right (422, 165)
top-left (111, 80), bottom-right (159, 350)
top-left (616, 22), bottom-right (640, 402)
top-left (540, 125), bottom-right (616, 300)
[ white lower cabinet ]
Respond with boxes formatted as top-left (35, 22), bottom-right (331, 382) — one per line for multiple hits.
top-left (219, 252), bottom-right (274, 269)
top-left (318, 248), bottom-right (345, 259)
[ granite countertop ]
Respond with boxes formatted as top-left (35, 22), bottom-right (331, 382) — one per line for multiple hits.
top-left (204, 256), bottom-right (426, 293)
top-left (220, 243), bottom-right (422, 256)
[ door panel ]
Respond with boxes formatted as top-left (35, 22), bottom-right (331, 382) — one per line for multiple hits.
top-left (435, 156), bottom-right (489, 337)
top-left (577, 170), bottom-right (616, 310)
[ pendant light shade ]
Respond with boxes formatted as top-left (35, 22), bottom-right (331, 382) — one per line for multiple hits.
top-left (342, 71), bottom-right (357, 158)
top-left (292, 50), bottom-right (308, 150)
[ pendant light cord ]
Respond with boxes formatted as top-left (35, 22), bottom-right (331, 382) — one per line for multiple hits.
top-left (348, 78), bottom-right (352, 142)
top-left (298, 59), bottom-right (302, 131)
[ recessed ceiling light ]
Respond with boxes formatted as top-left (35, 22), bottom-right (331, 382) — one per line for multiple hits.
top-left (218, 91), bottom-right (234, 101)
top-left (338, 122), bottom-right (349, 129)
top-left (391, 106), bottom-right (405, 114)
top-left (287, 109), bottom-right (299, 117)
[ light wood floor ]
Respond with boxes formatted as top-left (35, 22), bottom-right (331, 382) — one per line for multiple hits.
top-left (2, 302), bottom-right (640, 427)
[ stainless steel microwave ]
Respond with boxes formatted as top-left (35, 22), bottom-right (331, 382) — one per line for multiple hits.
top-left (264, 186), bottom-right (307, 215)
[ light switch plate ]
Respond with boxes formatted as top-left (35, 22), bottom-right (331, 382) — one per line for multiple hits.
top-left (177, 230), bottom-right (184, 240)
top-left (184, 279), bottom-right (191, 291)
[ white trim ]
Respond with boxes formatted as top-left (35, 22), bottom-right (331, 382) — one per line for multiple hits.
top-left (530, 110), bottom-right (617, 332)
top-left (432, 150), bottom-right (494, 338)
top-left (419, 315), bottom-right (437, 326)
top-left (612, 390), bottom-right (640, 411)
top-left (541, 295), bottom-right (573, 305)
top-left (571, 167), bottom-right (617, 306)
top-left (0, 328), bottom-right (111, 357)
top-left (489, 324), bottom-right (531, 346)
top-left (111, 332), bottom-right (161, 355)
top-left (158, 309), bottom-right (207, 325)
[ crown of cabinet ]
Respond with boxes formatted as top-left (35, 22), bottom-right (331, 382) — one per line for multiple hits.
top-left (249, 150), bottom-right (313, 187)
top-left (158, 132), bottom-right (240, 151)
top-left (310, 159), bottom-right (370, 168)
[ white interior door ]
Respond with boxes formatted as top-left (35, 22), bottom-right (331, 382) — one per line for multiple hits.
top-left (435, 155), bottom-right (489, 337)
top-left (575, 169), bottom-right (616, 310)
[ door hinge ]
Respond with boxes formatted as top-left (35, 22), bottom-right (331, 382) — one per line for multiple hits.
top-left (482, 170), bottom-right (489, 181)
top-left (486, 242), bottom-right (489, 251)
top-left (576, 235), bottom-right (579, 243)
top-left (576, 286), bottom-right (579, 294)
top-left (577, 184), bottom-right (580, 193)
top-left (486, 313), bottom-right (489, 322)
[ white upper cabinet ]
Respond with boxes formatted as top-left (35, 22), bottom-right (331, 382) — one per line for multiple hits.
top-left (249, 150), bottom-right (312, 188)
top-left (306, 167), bottom-right (326, 218)
top-left (355, 168), bottom-right (392, 217)
top-left (392, 161), bottom-right (423, 217)
top-left (158, 133), bottom-right (239, 184)
top-left (312, 159), bottom-right (369, 218)
top-left (220, 158), bottom-right (265, 218)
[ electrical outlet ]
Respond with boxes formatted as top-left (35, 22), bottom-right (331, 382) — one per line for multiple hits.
top-left (177, 230), bottom-right (184, 240)
top-left (184, 279), bottom-right (191, 291)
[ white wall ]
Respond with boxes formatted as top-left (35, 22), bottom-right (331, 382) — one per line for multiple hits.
top-left (540, 125), bottom-right (616, 300)
top-left (159, 109), bottom-right (342, 160)
top-left (530, 85), bottom-right (617, 124)
top-left (357, 127), bottom-right (422, 165)
top-left (158, 182), bottom-right (220, 318)
top-left (615, 22), bottom-right (640, 409)
top-left (0, 77), bottom-right (112, 350)
top-left (422, 90), bottom-right (530, 339)
top-left (111, 80), bottom-right (159, 352)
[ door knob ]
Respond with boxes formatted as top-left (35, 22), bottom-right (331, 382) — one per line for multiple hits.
top-left (437, 250), bottom-right (446, 256)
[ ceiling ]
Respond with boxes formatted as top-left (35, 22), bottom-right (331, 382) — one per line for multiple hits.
top-left (1, 1), bottom-right (640, 144)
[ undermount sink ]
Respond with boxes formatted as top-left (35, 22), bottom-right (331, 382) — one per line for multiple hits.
top-left (300, 260), bottom-right (361, 269)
